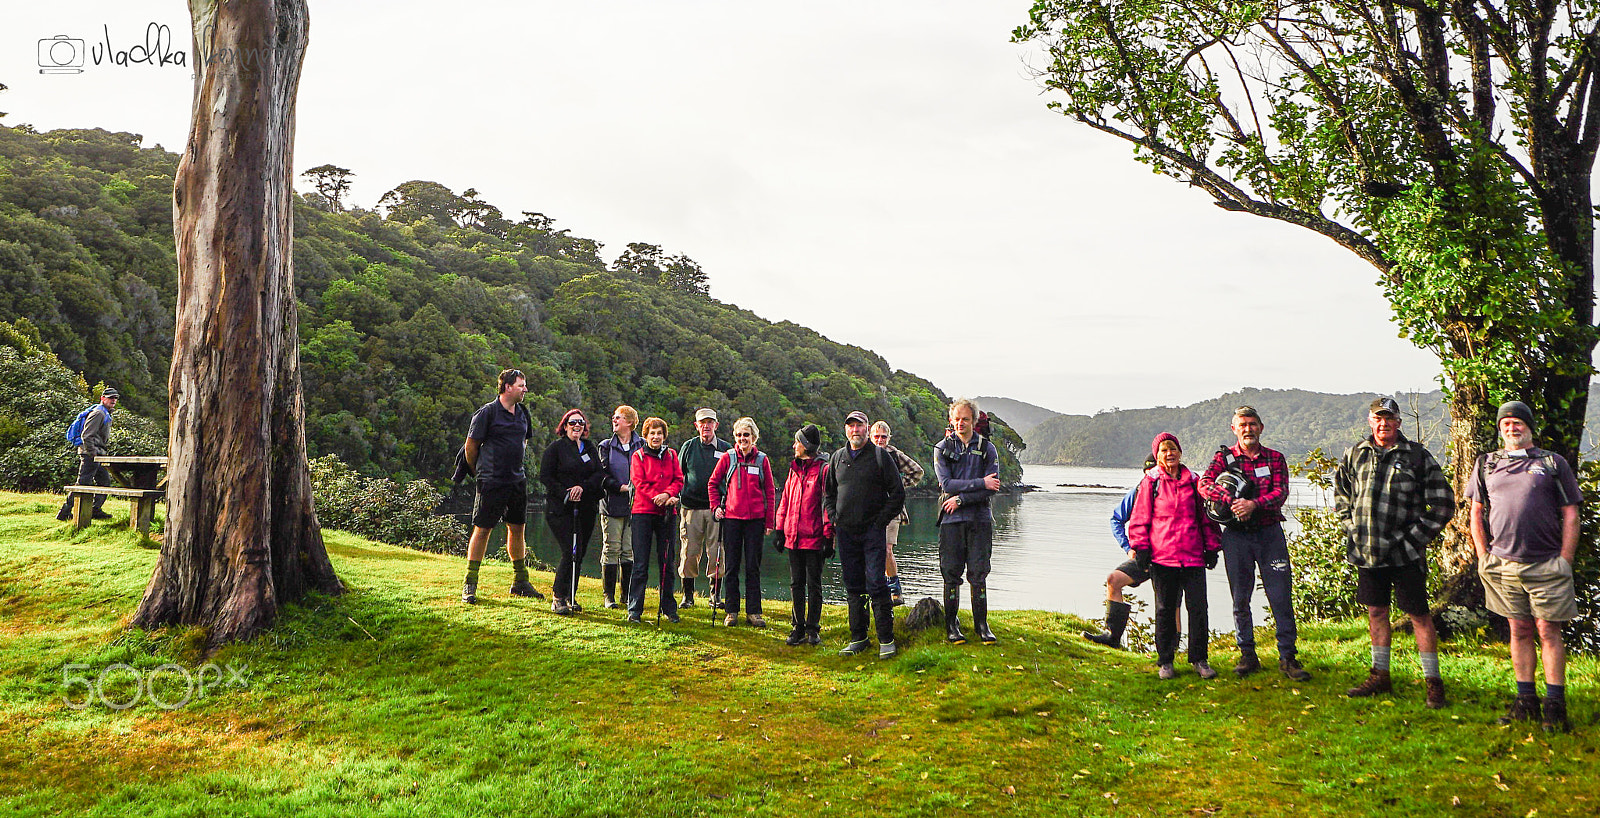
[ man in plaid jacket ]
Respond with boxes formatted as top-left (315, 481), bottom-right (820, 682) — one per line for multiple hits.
top-left (1334, 397), bottom-right (1456, 708)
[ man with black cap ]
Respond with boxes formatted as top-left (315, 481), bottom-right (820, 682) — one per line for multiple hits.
top-left (824, 410), bottom-right (906, 657)
top-left (1335, 396), bottom-right (1455, 708)
top-left (58, 386), bottom-right (120, 522)
top-left (1198, 405), bottom-right (1309, 681)
top-left (678, 407), bottom-right (732, 609)
top-left (1466, 401), bottom-right (1582, 733)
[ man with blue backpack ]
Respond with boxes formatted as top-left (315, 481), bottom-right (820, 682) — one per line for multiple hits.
top-left (57, 387), bottom-right (120, 522)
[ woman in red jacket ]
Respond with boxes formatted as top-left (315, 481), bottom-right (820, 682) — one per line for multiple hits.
top-left (775, 424), bottom-right (832, 646)
top-left (627, 417), bottom-right (685, 623)
top-left (709, 417), bottom-right (777, 628)
top-left (1128, 432), bottom-right (1222, 680)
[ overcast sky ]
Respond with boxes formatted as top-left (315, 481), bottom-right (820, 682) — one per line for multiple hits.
top-left (5, 0), bottom-right (1443, 416)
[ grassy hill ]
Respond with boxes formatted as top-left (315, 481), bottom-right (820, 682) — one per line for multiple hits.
top-left (2, 492), bottom-right (1596, 816)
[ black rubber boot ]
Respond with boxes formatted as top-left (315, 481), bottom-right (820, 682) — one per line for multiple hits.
top-left (1083, 600), bottom-right (1131, 649)
top-left (972, 583), bottom-right (997, 645)
top-left (944, 585), bottom-right (967, 645)
top-left (602, 564), bottom-right (619, 609)
top-left (682, 578), bottom-right (695, 608)
top-left (620, 562), bottom-right (633, 607)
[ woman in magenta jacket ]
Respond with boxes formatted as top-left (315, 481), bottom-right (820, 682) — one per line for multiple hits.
top-left (627, 417), bottom-right (685, 623)
top-left (1128, 432), bottom-right (1222, 680)
top-left (775, 423), bottom-right (832, 646)
top-left (709, 417), bottom-right (778, 628)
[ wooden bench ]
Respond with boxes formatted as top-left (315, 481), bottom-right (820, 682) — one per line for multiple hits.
top-left (63, 485), bottom-right (165, 533)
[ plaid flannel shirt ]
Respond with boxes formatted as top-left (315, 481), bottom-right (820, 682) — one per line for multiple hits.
top-left (1197, 444), bottom-right (1289, 524)
top-left (1334, 434), bottom-right (1455, 568)
top-left (883, 444), bottom-right (925, 489)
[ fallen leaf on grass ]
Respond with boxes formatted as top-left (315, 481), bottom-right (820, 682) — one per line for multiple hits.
top-left (1002, 785), bottom-right (1016, 796)
top-left (1451, 796), bottom-right (1462, 806)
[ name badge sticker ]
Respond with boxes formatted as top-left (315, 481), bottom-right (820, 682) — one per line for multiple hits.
top-left (580, 454), bottom-right (591, 463)
top-left (1254, 466), bottom-right (1271, 477)
top-left (747, 466), bottom-right (761, 475)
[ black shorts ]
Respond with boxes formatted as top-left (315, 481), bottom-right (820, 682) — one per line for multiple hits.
top-left (1356, 563), bottom-right (1430, 616)
top-left (472, 481), bottom-right (527, 529)
top-left (1114, 558), bottom-right (1150, 587)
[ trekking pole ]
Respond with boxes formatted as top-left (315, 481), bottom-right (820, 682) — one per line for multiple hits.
top-left (657, 509), bottom-right (668, 626)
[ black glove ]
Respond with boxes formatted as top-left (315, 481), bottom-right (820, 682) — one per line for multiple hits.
top-left (1205, 551), bottom-right (1219, 570)
top-left (1135, 550), bottom-right (1151, 572)
top-left (772, 530), bottom-right (786, 553)
top-left (823, 536), bottom-right (836, 560)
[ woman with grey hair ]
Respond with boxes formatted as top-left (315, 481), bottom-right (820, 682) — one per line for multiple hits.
top-left (708, 416), bottom-right (777, 626)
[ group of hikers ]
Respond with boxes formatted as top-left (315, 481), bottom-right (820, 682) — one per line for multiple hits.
top-left (1078, 398), bottom-right (1579, 733)
top-left (458, 368), bottom-right (999, 659)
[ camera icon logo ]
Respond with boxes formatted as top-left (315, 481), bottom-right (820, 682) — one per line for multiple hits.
top-left (39, 35), bottom-right (86, 74)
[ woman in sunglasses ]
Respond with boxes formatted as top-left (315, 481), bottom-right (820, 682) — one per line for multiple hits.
top-left (539, 408), bottom-right (607, 614)
top-left (708, 417), bottom-right (777, 627)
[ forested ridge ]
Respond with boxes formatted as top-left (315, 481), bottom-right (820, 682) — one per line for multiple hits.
top-left (0, 125), bottom-right (1022, 487)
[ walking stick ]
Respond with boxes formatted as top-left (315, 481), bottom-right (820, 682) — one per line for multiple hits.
top-left (657, 509), bottom-right (667, 626)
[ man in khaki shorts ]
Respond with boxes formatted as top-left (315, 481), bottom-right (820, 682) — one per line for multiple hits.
top-left (678, 407), bottom-right (732, 608)
top-left (1467, 401), bottom-right (1582, 733)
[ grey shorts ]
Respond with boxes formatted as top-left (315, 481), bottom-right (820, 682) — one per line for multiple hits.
top-left (1479, 553), bottom-right (1578, 622)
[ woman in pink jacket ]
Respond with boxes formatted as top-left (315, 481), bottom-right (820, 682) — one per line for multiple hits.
top-left (775, 423), bottom-right (832, 646)
top-left (1128, 432), bottom-right (1222, 680)
top-left (709, 417), bottom-right (778, 628)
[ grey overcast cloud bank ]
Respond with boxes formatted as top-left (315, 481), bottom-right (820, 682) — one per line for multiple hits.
top-left (5, 0), bottom-right (1442, 415)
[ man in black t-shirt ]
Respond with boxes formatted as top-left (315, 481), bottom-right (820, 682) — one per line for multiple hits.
top-left (461, 369), bottom-right (544, 604)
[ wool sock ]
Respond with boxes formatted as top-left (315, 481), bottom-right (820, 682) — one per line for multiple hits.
top-left (465, 559), bottom-right (482, 584)
top-left (512, 558), bottom-right (529, 583)
top-left (1419, 651), bottom-right (1440, 680)
top-left (1371, 645), bottom-right (1391, 672)
top-left (1546, 683), bottom-right (1566, 702)
top-left (1517, 680), bottom-right (1538, 698)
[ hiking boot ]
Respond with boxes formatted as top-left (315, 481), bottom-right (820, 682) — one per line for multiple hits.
top-left (1234, 653), bottom-right (1262, 678)
top-left (724, 614), bottom-right (738, 626)
top-left (1279, 657), bottom-right (1312, 682)
top-left (878, 641), bottom-right (897, 659)
top-left (568, 600), bottom-right (583, 613)
top-left (91, 510), bottom-right (113, 520)
top-left (1193, 661), bottom-right (1218, 680)
top-left (665, 612), bottom-right (681, 624)
top-left (1157, 664), bottom-right (1176, 680)
top-left (1542, 697), bottom-right (1571, 733)
top-left (461, 582), bottom-right (478, 605)
top-left (806, 629), bottom-right (821, 646)
top-left (746, 614), bottom-right (767, 629)
top-left (1347, 668), bottom-right (1392, 698)
top-left (551, 598), bottom-right (572, 615)
top-left (56, 508), bottom-right (72, 522)
top-left (681, 587), bottom-right (695, 608)
top-left (1425, 677), bottom-right (1448, 709)
top-left (785, 628), bottom-right (806, 646)
top-left (838, 639), bottom-right (871, 657)
top-left (626, 613), bottom-right (642, 624)
top-left (888, 575), bottom-right (905, 607)
top-left (509, 579), bottom-right (543, 599)
top-left (1498, 694), bottom-right (1542, 726)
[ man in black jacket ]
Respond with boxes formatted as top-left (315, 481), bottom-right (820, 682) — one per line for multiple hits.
top-left (824, 410), bottom-right (906, 658)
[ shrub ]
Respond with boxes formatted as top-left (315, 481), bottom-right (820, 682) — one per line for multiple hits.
top-left (308, 454), bottom-right (468, 557)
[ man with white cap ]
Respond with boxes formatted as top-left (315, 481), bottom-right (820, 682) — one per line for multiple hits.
top-left (678, 407), bottom-right (732, 608)
top-left (1467, 400), bottom-right (1582, 733)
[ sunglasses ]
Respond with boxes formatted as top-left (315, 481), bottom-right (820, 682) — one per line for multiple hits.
top-left (566, 418), bottom-right (587, 427)
top-left (734, 432), bottom-right (754, 438)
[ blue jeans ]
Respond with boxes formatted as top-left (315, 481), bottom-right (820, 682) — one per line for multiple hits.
top-left (1222, 522), bottom-right (1298, 659)
top-left (627, 512), bottom-right (678, 617)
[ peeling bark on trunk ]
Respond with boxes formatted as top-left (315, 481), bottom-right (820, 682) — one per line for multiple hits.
top-left (133, 0), bottom-right (341, 646)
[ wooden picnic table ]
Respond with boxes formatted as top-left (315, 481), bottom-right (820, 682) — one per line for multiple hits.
top-left (67, 456), bottom-right (169, 533)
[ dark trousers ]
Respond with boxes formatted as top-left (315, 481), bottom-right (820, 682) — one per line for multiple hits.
top-left (1222, 523), bottom-right (1298, 658)
top-left (59, 454), bottom-right (110, 517)
top-left (721, 517), bottom-right (766, 616)
top-left (1151, 564), bottom-right (1208, 665)
top-left (938, 519), bottom-right (993, 587)
top-left (787, 548), bottom-right (824, 632)
top-left (837, 526), bottom-right (893, 643)
top-left (627, 512), bottom-right (678, 617)
top-left (547, 504), bottom-right (598, 602)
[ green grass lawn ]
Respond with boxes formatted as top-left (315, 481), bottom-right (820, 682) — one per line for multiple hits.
top-left (1, 489), bottom-right (1595, 817)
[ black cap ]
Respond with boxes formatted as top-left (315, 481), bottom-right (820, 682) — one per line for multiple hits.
top-left (1496, 401), bottom-right (1535, 427)
top-left (795, 423), bottom-right (821, 454)
top-left (1369, 397), bottom-right (1399, 417)
top-left (102, 386), bottom-right (120, 398)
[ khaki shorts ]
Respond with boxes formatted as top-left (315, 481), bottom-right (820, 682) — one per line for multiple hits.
top-left (600, 515), bottom-right (632, 565)
top-left (678, 507), bottom-right (723, 579)
top-left (1479, 553), bottom-right (1578, 622)
top-left (885, 519), bottom-right (901, 547)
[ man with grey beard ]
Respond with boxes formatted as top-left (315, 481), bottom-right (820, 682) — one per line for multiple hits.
top-left (1466, 401), bottom-right (1582, 733)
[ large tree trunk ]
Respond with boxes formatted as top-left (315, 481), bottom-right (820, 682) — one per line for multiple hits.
top-left (133, 0), bottom-right (340, 646)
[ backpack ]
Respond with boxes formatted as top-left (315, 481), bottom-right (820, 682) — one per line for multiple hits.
top-left (717, 450), bottom-right (771, 511)
top-left (65, 405), bottom-right (105, 448)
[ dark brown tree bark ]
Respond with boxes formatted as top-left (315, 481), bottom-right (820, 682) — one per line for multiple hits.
top-left (133, 0), bottom-right (341, 646)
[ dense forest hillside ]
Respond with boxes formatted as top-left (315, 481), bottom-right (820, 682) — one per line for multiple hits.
top-left (0, 125), bottom-right (1022, 485)
top-left (1022, 387), bottom-right (1454, 467)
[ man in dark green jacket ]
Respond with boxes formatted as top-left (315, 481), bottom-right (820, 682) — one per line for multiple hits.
top-left (678, 407), bottom-right (732, 608)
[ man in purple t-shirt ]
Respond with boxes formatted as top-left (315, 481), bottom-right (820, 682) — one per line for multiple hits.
top-left (1466, 401), bottom-right (1582, 733)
